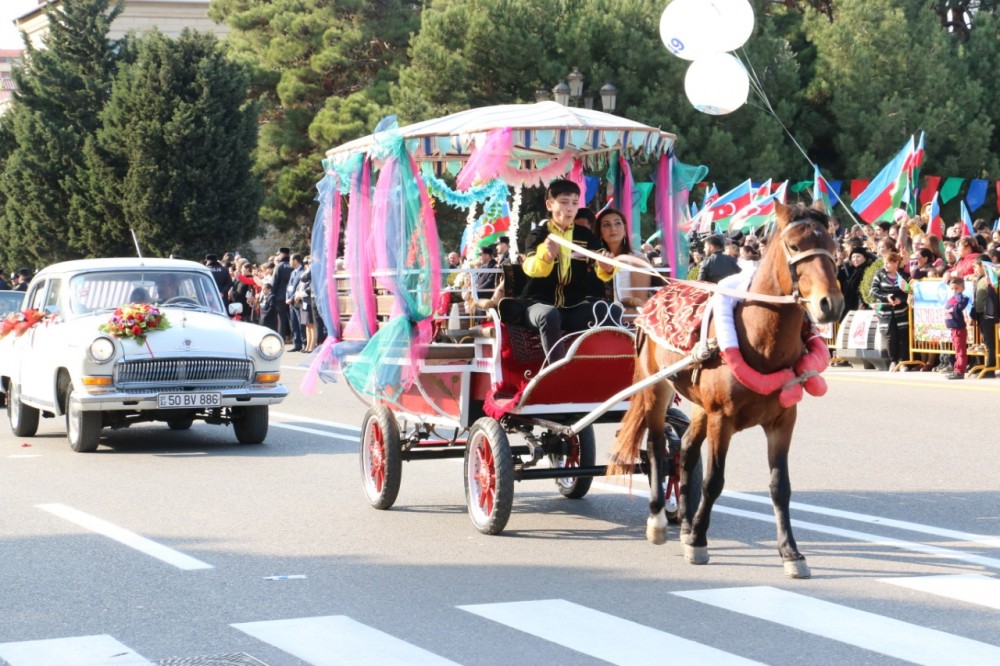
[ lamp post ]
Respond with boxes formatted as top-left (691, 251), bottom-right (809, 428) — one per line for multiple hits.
top-left (539, 67), bottom-right (616, 113)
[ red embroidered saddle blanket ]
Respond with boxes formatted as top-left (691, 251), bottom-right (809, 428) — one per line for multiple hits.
top-left (634, 281), bottom-right (712, 353)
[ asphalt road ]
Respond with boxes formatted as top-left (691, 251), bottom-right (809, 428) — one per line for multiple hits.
top-left (0, 360), bottom-right (998, 665)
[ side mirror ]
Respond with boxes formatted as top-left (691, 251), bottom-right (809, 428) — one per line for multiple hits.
top-left (228, 302), bottom-right (244, 316)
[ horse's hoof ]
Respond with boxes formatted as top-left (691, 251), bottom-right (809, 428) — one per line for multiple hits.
top-left (684, 545), bottom-right (709, 565)
top-left (646, 512), bottom-right (668, 545)
top-left (784, 559), bottom-right (811, 579)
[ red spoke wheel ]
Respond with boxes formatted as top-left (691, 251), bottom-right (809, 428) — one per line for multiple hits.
top-left (360, 405), bottom-right (402, 510)
top-left (464, 417), bottom-right (514, 535)
top-left (549, 425), bottom-right (596, 499)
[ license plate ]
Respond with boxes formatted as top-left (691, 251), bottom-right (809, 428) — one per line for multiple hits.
top-left (157, 392), bottom-right (222, 408)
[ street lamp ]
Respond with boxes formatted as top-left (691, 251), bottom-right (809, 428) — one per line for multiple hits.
top-left (542, 68), bottom-right (617, 113)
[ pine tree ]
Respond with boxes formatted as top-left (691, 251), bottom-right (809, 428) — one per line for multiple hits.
top-left (0, 0), bottom-right (122, 268)
top-left (85, 30), bottom-right (263, 258)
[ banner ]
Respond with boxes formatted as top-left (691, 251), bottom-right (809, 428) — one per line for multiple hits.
top-left (911, 279), bottom-right (973, 345)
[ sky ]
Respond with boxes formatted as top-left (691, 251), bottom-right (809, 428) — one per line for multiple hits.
top-left (1, 1), bottom-right (41, 50)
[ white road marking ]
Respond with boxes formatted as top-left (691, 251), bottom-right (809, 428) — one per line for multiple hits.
top-left (270, 411), bottom-right (361, 432)
top-left (232, 615), bottom-right (460, 666)
top-left (7, 454), bottom-right (42, 458)
top-left (674, 586), bottom-right (1000, 666)
top-left (459, 598), bottom-right (763, 666)
top-left (0, 634), bottom-right (153, 665)
top-left (881, 573), bottom-right (1000, 610)
top-left (723, 489), bottom-right (1000, 548)
top-left (36, 503), bottom-right (212, 571)
top-left (592, 480), bottom-right (1000, 570)
top-left (269, 422), bottom-right (358, 441)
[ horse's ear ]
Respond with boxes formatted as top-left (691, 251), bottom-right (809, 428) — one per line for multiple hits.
top-left (809, 199), bottom-right (828, 216)
top-left (774, 202), bottom-right (791, 229)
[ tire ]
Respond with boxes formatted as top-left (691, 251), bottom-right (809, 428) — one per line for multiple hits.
top-left (233, 405), bottom-right (268, 444)
top-left (66, 386), bottom-right (101, 453)
top-left (8, 382), bottom-right (39, 437)
top-left (464, 417), bottom-right (514, 535)
top-left (167, 418), bottom-right (194, 431)
top-left (360, 405), bottom-right (402, 510)
top-left (550, 425), bottom-right (596, 499)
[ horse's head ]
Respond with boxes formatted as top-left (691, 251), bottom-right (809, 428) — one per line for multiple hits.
top-left (771, 202), bottom-right (844, 323)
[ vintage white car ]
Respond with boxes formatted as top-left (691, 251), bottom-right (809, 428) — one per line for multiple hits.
top-left (0, 258), bottom-right (288, 451)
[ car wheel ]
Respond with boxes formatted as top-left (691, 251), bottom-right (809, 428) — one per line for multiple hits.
top-left (360, 405), bottom-right (402, 510)
top-left (233, 405), bottom-right (268, 444)
top-left (8, 382), bottom-right (39, 437)
top-left (167, 418), bottom-right (194, 431)
top-left (66, 386), bottom-right (101, 453)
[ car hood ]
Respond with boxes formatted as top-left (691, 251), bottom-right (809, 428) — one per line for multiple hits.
top-left (74, 308), bottom-right (275, 359)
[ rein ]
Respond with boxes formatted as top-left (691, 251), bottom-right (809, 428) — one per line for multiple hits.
top-left (545, 232), bottom-right (802, 305)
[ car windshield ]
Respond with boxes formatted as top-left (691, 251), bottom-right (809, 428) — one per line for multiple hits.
top-left (0, 291), bottom-right (23, 316)
top-left (68, 270), bottom-right (224, 316)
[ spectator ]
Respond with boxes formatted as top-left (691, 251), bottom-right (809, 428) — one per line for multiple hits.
top-left (944, 276), bottom-right (970, 380)
top-left (205, 254), bottom-right (233, 304)
top-left (285, 253), bottom-right (305, 352)
top-left (699, 235), bottom-right (740, 283)
top-left (574, 207), bottom-right (597, 232)
top-left (972, 253), bottom-right (999, 378)
top-left (298, 257), bottom-right (317, 352)
top-left (259, 283), bottom-right (278, 332)
top-left (496, 236), bottom-right (513, 266)
top-left (475, 246), bottom-right (499, 296)
top-left (272, 248), bottom-right (294, 343)
top-left (230, 262), bottom-right (258, 322)
top-left (838, 246), bottom-right (871, 316)
top-left (948, 237), bottom-right (981, 279)
top-left (14, 268), bottom-right (31, 292)
top-left (869, 252), bottom-right (909, 371)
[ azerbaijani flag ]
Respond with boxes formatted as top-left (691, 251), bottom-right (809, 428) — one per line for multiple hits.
top-left (927, 193), bottom-right (943, 238)
top-left (960, 200), bottom-right (974, 238)
top-left (476, 200), bottom-right (512, 248)
top-left (730, 181), bottom-right (788, 232)
top-left (851, 136), bottom-right (915, 224)
top-left (813, 165), bottom-right (835, 215)
top-left (904, 131), bottom-right (925, 215)
top-left (694, 179), bottom-right (754, 232)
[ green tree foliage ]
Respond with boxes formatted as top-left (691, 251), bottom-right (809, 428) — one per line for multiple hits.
top-left (0, 0), bottom-right (122, 268)
top-left (208, 0), bottom-right (421, 242)
top-left (85, 30), bottom-right (263, 258)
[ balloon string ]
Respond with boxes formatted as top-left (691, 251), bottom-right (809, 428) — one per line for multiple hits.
top-left (735, 48), bottom-right (863, 228)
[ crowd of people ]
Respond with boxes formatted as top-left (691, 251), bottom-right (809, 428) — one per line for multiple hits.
top-left (206, 248), bottom-right (325, 354)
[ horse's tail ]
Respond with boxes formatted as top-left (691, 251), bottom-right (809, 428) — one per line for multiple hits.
top-left (607, 333), bottom-right (653, 478)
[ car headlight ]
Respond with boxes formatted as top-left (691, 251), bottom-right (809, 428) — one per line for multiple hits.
top-left (88, 336), bottom-right (116, 364)
top-left (258, 334), bottom-right (283, 360)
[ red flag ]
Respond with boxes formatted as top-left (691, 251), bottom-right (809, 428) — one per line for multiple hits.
top-left (850, 179), bottom-right (870, 200)
top-left (920, 175), bottom-right (941, 206)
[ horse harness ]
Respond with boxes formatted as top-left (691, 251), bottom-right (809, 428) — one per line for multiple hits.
top-left (778, 217), bottom-right (838, 303)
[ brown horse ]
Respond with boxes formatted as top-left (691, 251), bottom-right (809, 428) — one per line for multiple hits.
top-left (610, 202), bottom-right (843, 578)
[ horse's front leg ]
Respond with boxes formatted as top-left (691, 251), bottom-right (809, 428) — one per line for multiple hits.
top-left (644, 382), bottom-right (673, 545)
top-left (677, 406), bottom-right (707, 543)
top-left (685, 411), bottom-right (733, 565)
top-left (765, 407), bottom-right (810, 579)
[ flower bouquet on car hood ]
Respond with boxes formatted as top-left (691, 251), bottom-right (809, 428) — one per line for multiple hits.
top-left (0, 309), bottom-right (47, 339)
top-left (99, 303), bottom-right (171, 346)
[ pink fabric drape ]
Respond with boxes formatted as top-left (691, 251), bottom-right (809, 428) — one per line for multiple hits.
top-left (457, 127), bottom-right (513, 190)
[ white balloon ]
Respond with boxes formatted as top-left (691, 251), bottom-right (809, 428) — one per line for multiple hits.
top-left (684, 53), bottom-right (750, 115)
top-left (659, 0), bottom-right (721, 62)
top-left (713, 0), bottom-right (756, 52)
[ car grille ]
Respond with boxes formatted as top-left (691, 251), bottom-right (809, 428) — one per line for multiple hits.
top-left (114, 357), bottom-right (254, 389)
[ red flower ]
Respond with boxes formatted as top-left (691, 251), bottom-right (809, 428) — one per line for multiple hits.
top-left (131, 325), bottom-right (142, 336)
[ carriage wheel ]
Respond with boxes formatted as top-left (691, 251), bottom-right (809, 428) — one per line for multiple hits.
top-left (464, 417), bottom-right (514, 535)
top-left (549, 425), bottom-right (596, 499)
top-left (663, 407), bottom-right (702, 524)
top-left (360, 405), bottom-right (402, 510)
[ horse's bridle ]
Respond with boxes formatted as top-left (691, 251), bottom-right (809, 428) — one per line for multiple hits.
top-left (779, 218), bottom-right (838, 303)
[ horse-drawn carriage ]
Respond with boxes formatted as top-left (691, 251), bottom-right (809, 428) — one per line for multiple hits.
top-left (308, 102), bottom-right (844, 578)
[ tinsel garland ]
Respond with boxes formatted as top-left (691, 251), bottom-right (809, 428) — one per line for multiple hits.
top-left (421, 166), bottom-right (507, 210)
top-left (509, 184), bottom-right (523, 261)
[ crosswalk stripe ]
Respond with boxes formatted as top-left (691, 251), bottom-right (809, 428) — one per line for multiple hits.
top-left (458, 599), bottom-right (764, 666)
top-left (231, 615), bottom-right (461, 666)
top-left (0, 634), bottom-right (153, 666)
top-left (881, 573), bottom-right (1000, 610)
top-left (674, 586), bottom-right (1000, 666)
